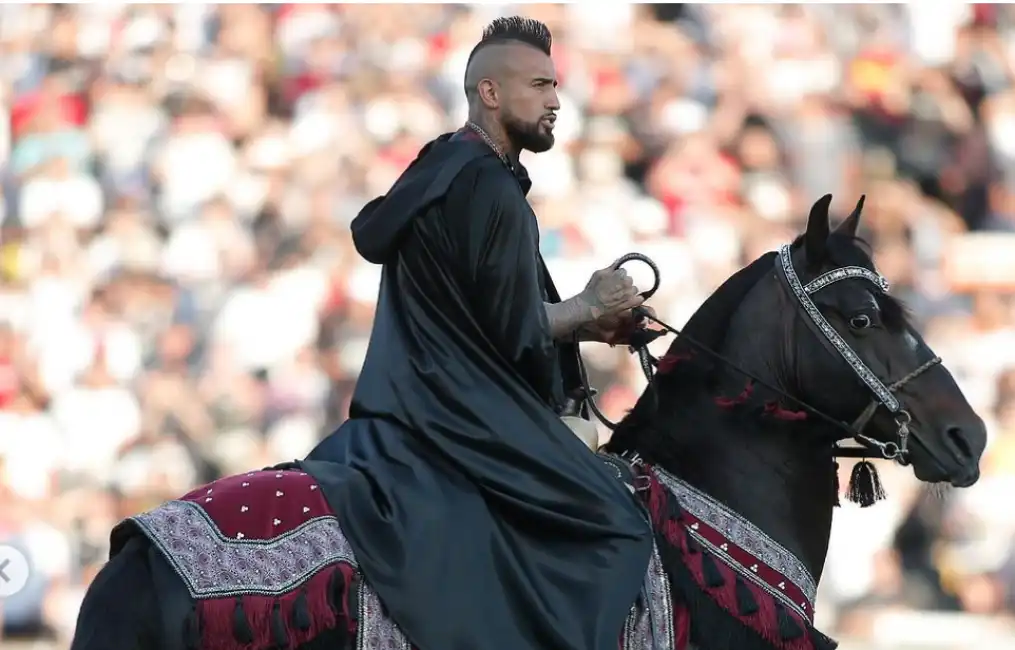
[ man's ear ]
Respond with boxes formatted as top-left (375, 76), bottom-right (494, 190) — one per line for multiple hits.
top-left (477, 79), bottom-right (499, 110)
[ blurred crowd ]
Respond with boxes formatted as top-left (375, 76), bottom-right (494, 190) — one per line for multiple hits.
top-left (3, 3), bottom-right (1015, 647)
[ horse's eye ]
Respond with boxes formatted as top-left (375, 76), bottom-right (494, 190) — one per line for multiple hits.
top-left (849, 314), bottom-right (872, 330)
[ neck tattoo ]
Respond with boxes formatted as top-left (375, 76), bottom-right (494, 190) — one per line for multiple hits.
top-left (465, 121), bottom-right (514, 172)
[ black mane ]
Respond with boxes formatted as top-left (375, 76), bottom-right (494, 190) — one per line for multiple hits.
top-left (657, 250), bottom-right (779, 385)
top-left (605, 251), bottom-right (777, 458)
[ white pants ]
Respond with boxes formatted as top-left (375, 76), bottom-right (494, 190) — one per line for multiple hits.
top-left (560, 416), bottom-right (599, 451)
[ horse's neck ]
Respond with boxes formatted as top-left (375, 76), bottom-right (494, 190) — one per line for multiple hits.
top-left (664, 402), bottom-right (837, 582)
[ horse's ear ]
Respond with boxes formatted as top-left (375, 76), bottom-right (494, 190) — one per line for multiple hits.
top-left (804, 194), bottom-right (833, 269)
top-left (834, 195), bottom-right (865, 238)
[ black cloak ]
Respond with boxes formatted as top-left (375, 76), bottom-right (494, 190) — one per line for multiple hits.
top-left (303, 131), bottom-right (652, 650)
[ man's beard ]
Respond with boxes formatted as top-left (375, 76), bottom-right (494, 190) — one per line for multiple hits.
top-left (504, 114), bottom-right (554, 153)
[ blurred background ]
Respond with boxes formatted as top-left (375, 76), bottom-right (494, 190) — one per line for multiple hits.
top-left (1, 3), bottom-right (1015, 649)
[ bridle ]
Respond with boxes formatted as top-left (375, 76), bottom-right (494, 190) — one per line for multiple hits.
top-left (577, 247), bottom-right (941, 464)
top-left (772, 244), bottom-right (940, 464)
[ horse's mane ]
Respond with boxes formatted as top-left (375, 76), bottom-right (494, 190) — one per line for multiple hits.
top-left (606, 250), bottom-right (778, 455)
top-left (660, 250), bottom-right (779, 379)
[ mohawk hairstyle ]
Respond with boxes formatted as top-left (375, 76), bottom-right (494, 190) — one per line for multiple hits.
top-left (482, 16), bottom-right (551, 54)
top-left (463, 16), bottom-right (552, 99)
top-left (467, 16), bottom-right (552, 68)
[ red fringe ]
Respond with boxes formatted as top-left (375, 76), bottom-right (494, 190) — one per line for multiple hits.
top-left (198, 562), bottom-right (356, 650)
top-left (674, 603), bottom-right (691, 650)
top-left (683, 546), bottom-right (814, 649)
top-left (763, 402), bottom-right (807, 421)
top-left (663, 520), bottom-right (684, 547)
top-left (642, 472), bottom-right (815, 650)
top-left (656, 352), bottom-right (692, 374)
top-left (714, 381), bottom-right (754, 408)
top-left (647, 475), bottom-right (668, 524)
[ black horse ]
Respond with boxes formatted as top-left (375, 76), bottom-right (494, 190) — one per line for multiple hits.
top-left (70, 195), bottom-right (985, 650)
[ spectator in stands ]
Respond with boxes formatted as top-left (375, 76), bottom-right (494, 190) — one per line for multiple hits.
top-left (2, 4), bottom-right (1015, 647)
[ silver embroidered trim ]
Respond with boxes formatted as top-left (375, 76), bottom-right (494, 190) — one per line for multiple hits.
top-left (777, 244), bottom-right (899, 412)
top-left (687, 524), bottom-right (809, 621)
top-left (651, 466), bottom-right (817, 607)
top-left (137, 493), bottom-right (671, 649)
top-left (623, 541), bottom-right (676, 650)
top-left (621, 542), bottom-right (675, 650)
top-left (132, 500), bottom-right (356, 598)
top-left (647, 542), bottom-right (675, 649)
top-left (804, 266), bottom-right (889, 295)
top-left (623, 599), bottom-right (644, 649)
top-left (358, 576), bottom-right (412, 650)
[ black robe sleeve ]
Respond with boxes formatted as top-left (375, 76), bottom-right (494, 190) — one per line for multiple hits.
top-left (445, 160), bottom-right (558, 402)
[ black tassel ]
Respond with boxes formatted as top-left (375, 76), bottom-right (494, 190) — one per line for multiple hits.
top-left (847, 460), bottom-right (886, 508)
top-left (327, 570), bottom-right (352, 645)
top-left (776, 602), bottom-right (803, 639)
top-left (734, 577), bottom-right (758, 616)
top-left (183, 603), bottom-right (201, 650)
top-left (668, 497), bottom-right (684, 521)
top-left (270, 600), bottom-right (289, 647)
top-left (685, 535), bottom-right (700, 554)
top-left (327, 569), bottom-right (343, 615)
top-left (832, 460), bottom-right (841, 508)
top-left (700, 552), bottom-right (725, 588)
top-left (293, 589), bottom-right (312, 631)
top-left (232, 596), bottom-right (254, 644)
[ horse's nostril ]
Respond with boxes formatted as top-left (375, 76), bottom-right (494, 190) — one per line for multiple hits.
top-left (947, 426), bottom-right (973, 460)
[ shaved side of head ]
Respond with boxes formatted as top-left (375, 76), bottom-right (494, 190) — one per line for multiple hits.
top-left (463, 16), bottom-right (553, 108)
top-left (464, 43), bottom-right (513, 104)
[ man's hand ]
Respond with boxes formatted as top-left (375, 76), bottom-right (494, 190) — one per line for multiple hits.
top-left (577, 263), bottom-right (645, 321)
top-left (544, 261), bottom-right (646, 341)
top-left (581, 306), bottom-right (658, 345)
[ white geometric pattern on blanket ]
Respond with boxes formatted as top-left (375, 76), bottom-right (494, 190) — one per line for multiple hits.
top-left (134, 498), bottom-right (675, 650)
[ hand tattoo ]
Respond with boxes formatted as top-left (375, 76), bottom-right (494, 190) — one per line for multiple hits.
top-left (544, 295), bottom-right (596, 341)
top-left (576, 286), bottom-right (607, 321)
top-left (543, 266), bottom-right (640, 341)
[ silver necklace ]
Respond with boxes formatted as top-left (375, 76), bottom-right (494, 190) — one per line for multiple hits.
top-left (465, 121), bottom-right (513, 171)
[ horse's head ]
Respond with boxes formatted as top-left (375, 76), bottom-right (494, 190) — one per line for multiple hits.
top-left (611, 193), bottom-right (986, 494)
top-left (606, 194), bottom-right (987, 587)
top-left (775, 194), bottom-right (986, 487)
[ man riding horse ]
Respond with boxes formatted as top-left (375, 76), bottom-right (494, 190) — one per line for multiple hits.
top-left (71, 190), bottom-right (988, 650)
top-left (68, 15), bottom-right (990, 650)
top-left (68, 17), bottom-right (657, 650)
top-left (305, 16), bottom-right (655, 650)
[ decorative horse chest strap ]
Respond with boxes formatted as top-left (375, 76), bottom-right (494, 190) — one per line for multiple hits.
top-left (650, 465), bottom-right (817, 621)
top-left (636, 462), bottom-right (836, 650)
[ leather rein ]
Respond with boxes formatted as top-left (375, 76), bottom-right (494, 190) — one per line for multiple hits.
top-left (575, 250), bottom-right (940, 464)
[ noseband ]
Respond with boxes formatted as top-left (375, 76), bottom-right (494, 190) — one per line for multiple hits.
top-left (774, 245), bottom-right (941, 464)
